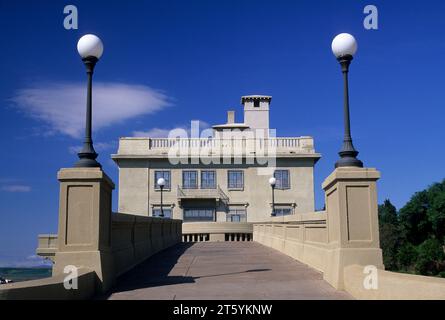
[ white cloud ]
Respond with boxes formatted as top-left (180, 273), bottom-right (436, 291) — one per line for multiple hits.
top-left (1, 185), bottom-right (31, 193)
top-left (133, 120), bottom-right (210, 138)
top-left (133, 128), bottom-right (173, 138)
top-left (11, 82), bottom-right (172, 138)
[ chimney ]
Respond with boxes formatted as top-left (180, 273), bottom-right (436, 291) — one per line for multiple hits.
top-left (227, 110), bottom-right (235, 124)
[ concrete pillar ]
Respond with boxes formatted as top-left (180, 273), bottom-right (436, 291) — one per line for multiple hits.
top-left (52, 168), bottom-right (115, 293)
top-left (322, 167), bottom-right (384, 289)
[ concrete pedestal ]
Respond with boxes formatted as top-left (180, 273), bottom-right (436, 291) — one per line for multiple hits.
top-left (322, 167), bottom-right (384, 289)
top-left (53, 168), bottom-right (115, 293)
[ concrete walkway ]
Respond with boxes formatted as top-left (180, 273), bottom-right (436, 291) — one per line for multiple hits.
top-left (106, 242), bottom-right (352, 300)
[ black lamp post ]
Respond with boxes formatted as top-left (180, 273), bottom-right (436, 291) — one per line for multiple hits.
top-left (74, 34), bottom-right (104, 168)
top-left (269, 177), bottom-right (276, 217)
top-left (331, 33), bottom-right (363, 168)
top-left (157, 178), bottom-right (166, 217)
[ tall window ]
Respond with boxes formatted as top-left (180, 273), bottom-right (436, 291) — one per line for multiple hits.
top-left (274, 170), bottom-right (290, 190)
top-left (182, 170), bottom-right (198, 189)
top-left (183, 209), bottom-right (214, 222)
top-left (227, 208), bottom-right (247, 222)
top-left (228, 170), bottom-right (244, 189)
top-left (201, 170), bottom-right (216, 189)
top-left (154, 171), bottom-right (171, 189)
top-left (152, 208), bottom-right (172, 218)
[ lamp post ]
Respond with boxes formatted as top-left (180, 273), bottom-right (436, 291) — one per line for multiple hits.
top-left (331, 33), bottom-right (363, 168)
top-left (74, 34), bottom-right (104, 168)
top-left (269, 177), bottom-right (276, 217)
top-left (157, 178), bottom-right (166, 217)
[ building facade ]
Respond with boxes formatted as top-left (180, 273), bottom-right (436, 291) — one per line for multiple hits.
top-left (112, 95), bottom-right (320, 223)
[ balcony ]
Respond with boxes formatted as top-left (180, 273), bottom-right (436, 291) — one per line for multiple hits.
top-left (177, 185), bottom-right (229, 206)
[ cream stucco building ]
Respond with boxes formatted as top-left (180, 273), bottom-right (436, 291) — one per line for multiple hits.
top-left (112, 95), bottom-right (321, 223)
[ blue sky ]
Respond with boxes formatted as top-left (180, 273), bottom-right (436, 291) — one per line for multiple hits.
top-left (1, 0), bottom-right (445, 266)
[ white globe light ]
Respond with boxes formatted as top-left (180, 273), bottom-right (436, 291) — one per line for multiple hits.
top-left (331, 33), bottom-right (357, 58)
top-left (157, 178), bottom-right (166, 187)
top-left (77, 34), bottom-right (104, 59)
top-left (269, 177), bottom-right (276, 186)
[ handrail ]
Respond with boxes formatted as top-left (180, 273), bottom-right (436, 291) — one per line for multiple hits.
top-left (177, 185), bottom-right (186, 197)
top-left (177, 185), bottom-right (221, 196)
top-left (217, 185), bottom-right (229, 204)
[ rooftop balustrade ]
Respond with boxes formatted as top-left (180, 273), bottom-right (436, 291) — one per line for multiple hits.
top-left (114, 137), bottom-right (318, 158)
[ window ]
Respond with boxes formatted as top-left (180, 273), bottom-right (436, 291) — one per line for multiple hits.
top-left (201, 170), bottom-right (216, 189)
top-left (226, 208), bottom-right (247, 222)
top-left (182, 170), bottom-right (198, 189)
top-left (274, 170), bottom-right (290, 189)
top-left (254, 100), bottom-right (260, 108)
top-left (183, 208), bottom-right (215, 222)
top-left (228, 170), bottom-right (244, 189)
top-left (152, 208), bottom-right (172, 218)
top-left (154, 171), bottom-right (171, 189)
top-left (273, 207), bottom-right (293, 216)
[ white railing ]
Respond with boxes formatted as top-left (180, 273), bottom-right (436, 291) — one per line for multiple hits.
top-left (117, 137), bottom-right (315, 156)
top-left (152, 137), bottom-right (314, 153)
top-left (148, 137), bottom-right (306, 149)
top-left (177, 185), bottom-right (226, 199)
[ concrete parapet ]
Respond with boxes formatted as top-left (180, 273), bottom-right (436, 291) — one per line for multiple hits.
top-left (36, 234), bottom-right (58, 261)
top-left (182, 222), bottom-right (253, 242)
top-left (344, 265), bottom-right (445, 300)
top-left (254, 167), bottom-right (384, 291)
top-left (253, 212), bottom-right (329, 273)
top-left (0, 268), bottom-right (96, 300)
top-left (25, 167), bottom-right (182, 300)
top-left (112, 213), bottom-right (182, 277)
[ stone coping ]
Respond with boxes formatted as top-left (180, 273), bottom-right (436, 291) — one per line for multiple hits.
top-left (322, 167), bottom-right (380, 190)
top-left (57, 168), bottom-right (115, 189)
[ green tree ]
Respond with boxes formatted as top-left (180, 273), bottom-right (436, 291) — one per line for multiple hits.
top-left (396, 242), bottom-right (417, 272)
top-left (425, 181), bottom-right (445, 242)
top-left (398, 179), bottom-right (445, 245)
top-left (398, 190), bottom-right (431, 245)
top-left (414, 238), bottom-right (445, 276)
top-left (379, 199), bottom-right (398, 224)
top-left (388, 179), bottom-right (445, 277)
top-left (378, 199), bottom-right (401, 270)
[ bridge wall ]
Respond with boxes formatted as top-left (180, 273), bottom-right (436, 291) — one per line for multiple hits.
top-left (253, 212), bottom-right (330, 274)
top-left (36, 234), bottom-right (58, 261)
top-left (182, 222), bottom-right (253, 242)
top-left (0, 168), bottom-right (182, 300)
top-left (254, 167), bottom-right (445, 299)
top-left (343, 265), bottom-right (445, 300)
top-left (254, 167), bottom-right (385, 291)
top-left (112, 213), bottom-right (182, 277)
top-left (0, 268), bottom-right (96, 300)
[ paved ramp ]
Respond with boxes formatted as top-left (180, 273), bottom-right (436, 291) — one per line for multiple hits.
top-left (106, 242), bottom-right (352, 300)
